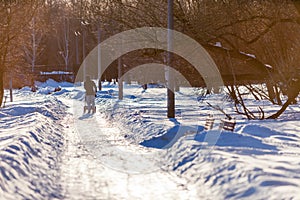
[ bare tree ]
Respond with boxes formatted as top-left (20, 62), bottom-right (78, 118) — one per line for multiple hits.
top-left (0, 1), bottom-right (40, 106)
top-left (58, 17), bottom-right (70, 72)
top-left (23, 14), bottom-right (47, 73)
top-left (72, 0), bottom-right (300, 119)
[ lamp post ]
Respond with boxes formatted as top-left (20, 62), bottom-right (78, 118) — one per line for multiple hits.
top-left (97, 23), bottom-right (102, 91)
top-left (167, 0), bottom-right (175, 118)
top-left (81, 20), bottom-right (89, 81)
top-left (118, 2), bottom-right (123, 100)
top-left (74, 30), bottom-right (80, 65)
top-left (63, 17), bottom-right (69, 72)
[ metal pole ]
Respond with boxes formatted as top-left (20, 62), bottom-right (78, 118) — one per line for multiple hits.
top-left (118, 2), bottom-right (123, 100)
top-left (118, 57), bottom-right (123, 100)
top-left (75, 33), bottom-right (79, 65)
top-left (167, 0), bottom-right (175, 118)
top-left (65, 17), bottom-right (69, 72)
top-left (97, 25), bottom-right (102, 90)
top-left (82, 25), bottom-right (86, 81)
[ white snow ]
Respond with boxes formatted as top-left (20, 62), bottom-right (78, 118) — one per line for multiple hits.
top-left (0, 95), bottom-right (66, 199)
top-left (40, 71), bottom-right (73, 75)
top-left (240, 51), bottom-right (256, 58)
top-left (265, 64), bottom-right (273, 69)
top-left (1, 79), bottom-right (300, 199)
top-left (215, 42), bottom-right (222, 47)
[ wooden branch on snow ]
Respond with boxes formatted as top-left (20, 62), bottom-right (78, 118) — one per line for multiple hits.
top-left (206, 102), bottom-right (232, 120)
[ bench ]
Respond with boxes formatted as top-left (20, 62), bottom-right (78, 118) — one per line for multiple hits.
top-left (219, 118), bottom-right (236, 132)
top-left (204, 114), bottom-right (215, 130)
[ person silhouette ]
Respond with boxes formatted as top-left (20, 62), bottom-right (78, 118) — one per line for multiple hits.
top-left (84, 75), bottom-right (97, 113)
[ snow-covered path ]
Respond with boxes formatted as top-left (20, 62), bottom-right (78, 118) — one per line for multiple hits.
top-left (59, 98), bottom-right (199, 199)
top-left (1, 81), bottom-right (300, 199)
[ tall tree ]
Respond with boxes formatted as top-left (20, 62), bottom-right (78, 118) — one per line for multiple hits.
top-left (0, 1), bottom-right (40, 106)
top-left (23, 13), bottom-right (48, 73)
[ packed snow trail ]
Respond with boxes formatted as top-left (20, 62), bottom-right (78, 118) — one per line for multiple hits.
top-left (59, 97), bottom-right (200, 200)
top-left (0, 90), bottom-right (199, 199)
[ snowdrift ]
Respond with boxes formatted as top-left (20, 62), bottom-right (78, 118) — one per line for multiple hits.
top-left (91, 83), bottom-right (300, 199)
top-left (1, 79), bottom-right (299, 199)
top-left (0, 98), bottom-right (66, 199)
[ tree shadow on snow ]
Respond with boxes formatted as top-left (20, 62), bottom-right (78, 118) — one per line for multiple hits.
top-left (78, 113), bottom-right (94, 120)
top-left (194, 130), bottom-right (278, 155)
top-left (140, 119), bottom-right (204, 149)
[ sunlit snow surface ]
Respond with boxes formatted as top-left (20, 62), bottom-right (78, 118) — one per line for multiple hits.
top-left (0, 79), bottom-right (300, 199)
top-left (0, 94), bottom-right (66, 199)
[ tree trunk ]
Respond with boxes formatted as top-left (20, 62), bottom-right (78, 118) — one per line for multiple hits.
top-left (0, 70), bottom-right (4, 107)
top-left (267, 79), bottom-right (300, 119)
top-left (266, 81), bottom-right (275, 103)
top-left (227, 85), bottom-right (239, 104)
top-left (98, 79), bottom-right (102, 91)
top-left (274, 85), bottom-right (282, 105)
top-left (293, 1), bottom-right (300, 14)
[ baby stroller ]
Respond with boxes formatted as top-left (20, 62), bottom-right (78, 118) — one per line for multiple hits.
top-left (84, 95), bottom-right (96, 113)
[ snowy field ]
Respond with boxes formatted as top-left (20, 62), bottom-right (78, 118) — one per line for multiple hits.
top-left (0, 79), bottom-right (300, 199)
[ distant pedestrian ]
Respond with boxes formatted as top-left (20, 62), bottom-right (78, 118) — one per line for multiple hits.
top-left (84, 76), bottom-right (97, 113)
